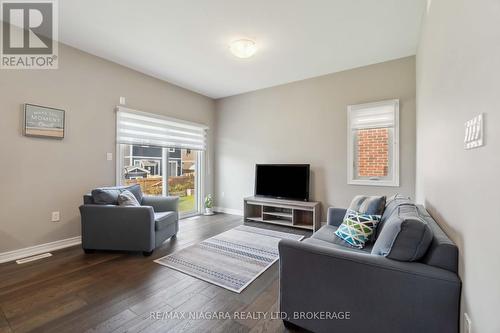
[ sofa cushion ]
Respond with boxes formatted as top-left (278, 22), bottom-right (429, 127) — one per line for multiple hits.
top-left (376, 194), bottom-right (414, 238)
top-left (381, 194), bottom-right (412, 221)
top-left (372, 204), bottom-right (433, 261)
top-left (118, 190), bottom-right (141, 207)
top-left (417, 205), bottom-right (459, 273)
top-left (91, 185), bottom-right (143, 205)
top-left (154, 211), bottom-right (178, 231)
top-left (335, 210), bottom-right (381, 249)
top-left (311, 225), bottom-right (373, 253)
top-left (347, 195), bottom-right (386, 216)
top-left (304, 236), bottom-right (373, 254)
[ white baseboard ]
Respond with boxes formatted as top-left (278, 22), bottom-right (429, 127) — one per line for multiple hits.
top-left (0, 236), bottom-right (81, 264)
top-left (214, 206), bottom-right (243, 216)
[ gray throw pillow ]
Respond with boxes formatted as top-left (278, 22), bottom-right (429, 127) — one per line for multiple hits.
top-left (91, 188), bottom-right (122, 205)
top-left (91, 185), bottom-right (143, 205)
top-left (347, 195), bottom-right (386, 217)
top-left (118, 190), bottom-right (141, 206)
top-left (371, 204), bottom-right (433, 261)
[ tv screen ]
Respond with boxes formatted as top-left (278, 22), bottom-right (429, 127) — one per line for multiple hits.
top-left (255, 164), bottom-right (310, 201)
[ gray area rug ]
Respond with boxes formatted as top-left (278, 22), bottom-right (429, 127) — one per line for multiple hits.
top-left (155, 225), bottom-right (304, 293)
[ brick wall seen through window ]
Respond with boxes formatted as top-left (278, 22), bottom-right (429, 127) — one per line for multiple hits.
top-left (357, 128), bottom-right (389, 177)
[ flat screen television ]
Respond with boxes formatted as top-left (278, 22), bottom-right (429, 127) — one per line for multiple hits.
top-left (254, 164), bottom-right (310, 201)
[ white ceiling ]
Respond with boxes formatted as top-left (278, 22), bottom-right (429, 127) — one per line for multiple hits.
top-left (59, 0), bottom-right (426, 99)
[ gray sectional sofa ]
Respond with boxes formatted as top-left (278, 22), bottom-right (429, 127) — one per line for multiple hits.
top-left (79, 185), bottom-right (179, 256)
top-left (278, 195), bottom-right (461, 333)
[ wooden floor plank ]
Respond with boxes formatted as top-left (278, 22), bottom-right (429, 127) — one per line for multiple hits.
top-left (139, 293), bottom-right (212, 333)
top-left (0, 308), bottom-right (12, 333)
top-left (85, 309), bottom-right (137, 333)
top-left (11, 295), bottom-right (87, 333)
top-left (0, 214), bottom-right (310, 333)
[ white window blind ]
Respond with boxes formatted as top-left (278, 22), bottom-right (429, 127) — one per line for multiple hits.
top-left (116, 107), bottom-right (208, 151)
top-left (349, 103), bottom-right (396, 129)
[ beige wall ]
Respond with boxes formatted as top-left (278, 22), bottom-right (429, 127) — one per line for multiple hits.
top-left (416, 0), bottom-right (500, 332)
top-left (0, 43), bottom-right (215, 253)
top-left (214, 56), bottom-right (416, 216)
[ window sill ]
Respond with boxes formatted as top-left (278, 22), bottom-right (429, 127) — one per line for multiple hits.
top-left (348, 179), bottom-right (399, 187)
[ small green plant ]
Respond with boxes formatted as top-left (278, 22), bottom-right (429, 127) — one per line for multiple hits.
top-left (204, 194), bottom-right (213, 209)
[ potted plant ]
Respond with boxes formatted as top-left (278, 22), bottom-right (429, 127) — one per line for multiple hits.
top-left (204, 194), bottom-right (214, 215)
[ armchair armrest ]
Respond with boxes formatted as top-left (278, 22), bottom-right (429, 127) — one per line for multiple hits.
top-left (79, 204), bottom-right (155, 251)
top-left (141, 196), bottom-right (179, 212)
top-left (327, 207), bottom-right (346, 226)
top-left (278, 239), bottom-right (461, 333)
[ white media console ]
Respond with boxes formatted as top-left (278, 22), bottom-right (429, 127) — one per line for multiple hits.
top-left (243, 196), bottom-right (321, 231)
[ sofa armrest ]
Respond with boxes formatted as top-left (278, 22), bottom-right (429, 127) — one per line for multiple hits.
top-left (142, 196), bottom-right (179, 212)
top-left (278, 239), bottom-right (461, 333)
top-left (327, 207), bottom-right (346, 227)
top-left (79, 204), bottom-right (155, 251)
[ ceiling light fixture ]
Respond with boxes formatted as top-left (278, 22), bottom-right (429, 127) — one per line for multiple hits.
top-left (229, 39), bottom-right (257, 58)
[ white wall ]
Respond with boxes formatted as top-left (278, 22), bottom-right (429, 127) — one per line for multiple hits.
top-left (215, 57), bottom-right (416, 216)
top-left (0, 43), bottom-right (215, 253)
top-left (416, 0), bottom-right (500, 332)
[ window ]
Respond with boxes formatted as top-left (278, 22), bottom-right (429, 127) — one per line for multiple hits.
top-left (347, 99), bottom-right (399, 186)
top-left (116, 107), bottom-right (207, 216)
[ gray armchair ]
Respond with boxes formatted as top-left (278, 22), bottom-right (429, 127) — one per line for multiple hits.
top-left (279, 202), bottom-right (461, 333)
top-left (79, 185), bottom-right (179, 256)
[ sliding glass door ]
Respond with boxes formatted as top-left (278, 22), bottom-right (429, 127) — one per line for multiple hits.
top-left (166, 148), bottom-right (199, 215)
top-left (118, 144), bottom-right (202, 216)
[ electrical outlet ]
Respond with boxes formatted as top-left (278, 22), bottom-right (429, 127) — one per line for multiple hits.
top-left (464, 312), bottom-right (471, 333)
top-left (221, 192), bottom-right (225, 198)
top-left (51, 211), bottom-right (60, 222)
top-left (107, 152), bottom-right (113, 161)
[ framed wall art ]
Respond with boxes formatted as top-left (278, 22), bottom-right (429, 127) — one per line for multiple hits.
top-left (24, 104), bottom-right (65, 139)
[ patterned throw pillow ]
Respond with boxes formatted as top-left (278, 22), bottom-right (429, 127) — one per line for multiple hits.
top-left (118, 190), bottom-right (141, 207)
top-left (335, 210), bottom-right (381, 248)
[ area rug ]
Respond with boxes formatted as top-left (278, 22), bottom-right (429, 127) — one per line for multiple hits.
top-left (154, 225), bottom-right (304, 293)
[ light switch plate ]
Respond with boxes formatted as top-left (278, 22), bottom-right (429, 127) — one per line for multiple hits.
top-left (107, 152), bottom-right (113, 161)
top-left (119, 96), bottom-right (126, 105)
top-left (464, 114), bottom-right (484, 149)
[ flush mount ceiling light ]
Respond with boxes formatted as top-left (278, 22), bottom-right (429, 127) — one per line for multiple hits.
top-left (229, 39), bottom-right (257, 58)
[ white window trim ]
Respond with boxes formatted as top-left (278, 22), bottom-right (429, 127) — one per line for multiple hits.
top-left (347, 99), bottom-right (400, 187)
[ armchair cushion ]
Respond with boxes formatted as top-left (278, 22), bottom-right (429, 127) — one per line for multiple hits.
top-left (154, 211), bottom-right (178, 231)
top-left (91, 187), bottom-right (122, 205)
top-left (91, 184), bottom-right (143, 205)
top-left (118, 190), bottom-right (141, 206)
top-left (372, 204), bottom-right (433, 261)
top-left (142, 195), bottom-right (179, 212)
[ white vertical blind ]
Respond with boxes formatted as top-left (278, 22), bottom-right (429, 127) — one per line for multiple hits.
top-left (116, 107), bottom-right (208, 151)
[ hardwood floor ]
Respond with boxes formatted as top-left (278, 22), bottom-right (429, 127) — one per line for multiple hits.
top-left (0, 214), bottom-right (311, 333)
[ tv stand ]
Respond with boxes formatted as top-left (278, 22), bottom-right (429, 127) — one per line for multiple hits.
top-left (243, 196), bottom-right (321, 231)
